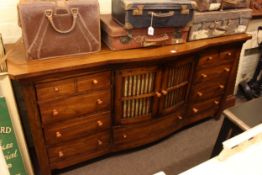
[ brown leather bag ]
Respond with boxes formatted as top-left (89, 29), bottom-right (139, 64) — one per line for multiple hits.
top-left (18, 0), bottom-right (101, 60)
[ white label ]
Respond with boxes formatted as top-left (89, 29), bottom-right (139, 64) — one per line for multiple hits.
top-left (148, 26), bottom-right (154, 36)
top-left (236, 25), bottom-right (247, 33)
top-left (209, 3), bottom-right (221, 11)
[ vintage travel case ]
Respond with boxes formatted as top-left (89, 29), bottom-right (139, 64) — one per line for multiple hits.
top-left (18, 0), bottom-right (101, 60)
top-left (112, 0), bottom-right (193, 29)
top-left (191, 0), bottom-right (222, 11)
top-left (101, 15), bottom-right (189, 51)
top-left (250, 0), bottom-right (262, 16)
top-left (189, 9), bottom-right (252, 41)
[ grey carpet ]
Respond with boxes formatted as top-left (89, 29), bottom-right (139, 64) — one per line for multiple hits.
top-left (59, 116), bottom-right (224, 175)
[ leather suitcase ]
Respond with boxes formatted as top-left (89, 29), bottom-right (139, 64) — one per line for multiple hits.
top-left (101, 15), bottom-right (189, 51)
top-left (188, 9), bottom-right (252, 41)
top-left (250, 0), bottom-right (262, 16)
top-left (18, 0), bottom-right (101, 60)
top-left (221, 0), bottom-right (250, 9)
top-left (112, 0), bottom-right (193, 29)
top-left (191, 0), bottom-right (222, 11)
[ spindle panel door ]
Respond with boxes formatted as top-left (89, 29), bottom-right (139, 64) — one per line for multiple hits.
top-left (159, 57), bottom-right (195, 115)
top-left (115, 67), bottom-right (162, 125)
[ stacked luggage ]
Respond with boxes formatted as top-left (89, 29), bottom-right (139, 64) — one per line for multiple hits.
top-left (101, 0), bottom-right (194, 50)
top-left (189, 0), bottom-right (252, 41)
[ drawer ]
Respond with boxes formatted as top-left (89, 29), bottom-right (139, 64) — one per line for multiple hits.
top-left (219, 47), bottom-right (237, 62)
top-left (194, 64), bottom-right (231, 84)
top-left (77, 71), bottom-right (111, 92)
top-left (39, 89), bottom-right (111, 124)
top-left (48, 131), bottom-right (110, 169)
top-left (188, 97), bottom-right (221, 116)
top-left (197, 49), bottom-right (219, 69)
top-left (36, 78), bottom-right (75, 101)
top-left (44, 111), bottom-right (111, 145)
top-left (113, 113), bottom-right (183, 151)
top-left (191, 81), bottom-right (226, 102)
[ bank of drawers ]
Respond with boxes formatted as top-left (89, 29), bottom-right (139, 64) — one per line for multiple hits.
top-left (189, 47), bottom-right (236, 117)
top-left (35, 71), bottom-right (112, 169)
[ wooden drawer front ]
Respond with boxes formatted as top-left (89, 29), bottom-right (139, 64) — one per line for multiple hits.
top-left (44, 112), bottom-right (111, 145)
top-left (113, 114), bottom-right (183, 151)
top-left (48, 131), bottom-right (110, 169)
top-left (219, 48), bottom-right (236, 62)
top-left (77, 71), bottom-right (111, 92)
top-left (191, 81), bottom-right (226, 102)
top-left (197, 49), bottom-right (219, 69)
top-left (39, 90), bottom-right (111, 124)
top-left (189, 97), bottom-right (221, 116)
top-left (36, 79), bottom-right (75, 101)
top-left (194, 64), bottom-right (231, 84)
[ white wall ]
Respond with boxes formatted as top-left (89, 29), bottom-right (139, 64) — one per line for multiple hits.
top-left (0, 0), bottom-right (112, 44)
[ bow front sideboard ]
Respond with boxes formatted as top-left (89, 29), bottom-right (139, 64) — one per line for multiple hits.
top-left (7, 34), bottom-right (250, 175)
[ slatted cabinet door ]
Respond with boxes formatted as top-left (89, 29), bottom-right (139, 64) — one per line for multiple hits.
top-left (159, 57), bottom-right (195, 115)
top-left (115, 67), bottom-right (162, 125)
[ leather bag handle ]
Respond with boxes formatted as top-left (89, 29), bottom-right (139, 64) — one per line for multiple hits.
top-left (45, 8), bottom-right (78, 34)
top-left (148, 11), bottom-right (175, 18)
top-left (143, 34), bottom-right (169, 47)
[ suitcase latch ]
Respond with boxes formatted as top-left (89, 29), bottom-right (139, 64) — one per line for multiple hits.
top-left (181, 5), bottom-right (190, 15)
top-left (132, 5), bottom-right (144, 16)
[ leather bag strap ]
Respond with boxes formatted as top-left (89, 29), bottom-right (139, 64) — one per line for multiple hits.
top-left (45, 8), bottom-right (78, 34)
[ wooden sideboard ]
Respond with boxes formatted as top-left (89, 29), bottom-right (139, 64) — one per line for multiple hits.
top-left (7, 34), bottom-right (251, 175)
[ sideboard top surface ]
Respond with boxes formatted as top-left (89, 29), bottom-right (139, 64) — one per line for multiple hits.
top-left (7, 34), bottom-right (251, 80)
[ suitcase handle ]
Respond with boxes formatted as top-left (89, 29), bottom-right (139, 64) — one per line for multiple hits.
top-left (45, 8), bottom-right (78, 34)
top-left (148, 11), bottom-right (175, 18)
top-left (142, 34), bottom-right (169, 47)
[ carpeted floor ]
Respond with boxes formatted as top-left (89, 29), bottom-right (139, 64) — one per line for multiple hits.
top-left (57, 116), bottom-right (224, 175)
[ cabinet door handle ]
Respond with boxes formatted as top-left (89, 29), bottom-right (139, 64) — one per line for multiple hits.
top-left (192, 108), bottom-right (199, 114)
top-left (93, 79), bottom-right (98, 85)
top-left (122, 134), bottom-right (127, 139)
top-left (155, 92), bottom-right (162, 98)
top-left (208, 56), bottom-right (213, 61)
top-left (227, 52), bottom-right (232, 56)
top-left (97, 99), bottom-right (103, 105)
top-left (161, 90), bottom-right (168, 96)
top-left (56, 131), bottom-right (62, 138)
top-left (201, 74), bottom-right (208, 79)
top-left (97, 120), bottom-right (103, 127)
top-left (178, 116), bottom-right (183, 120)
top-left (224, 67), bottom-right (230, 72)
top-left (219, 84), bottom-right (225, 89)
top-left (197, 92), bottom-right (203, 97)
top-left (58, 151), bottom-right (64, 158)
top-left (52, 109), bottom-right (59, 116)
top-left (54, 87), bottom-right (60, 92)
top-left (97, 139), bottom-right (103, 146)
top-left (214, 100), bottom-right (220, 105)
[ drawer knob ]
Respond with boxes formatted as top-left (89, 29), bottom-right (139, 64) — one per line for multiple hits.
top-left (123, 134), bottom-right (127, 139)
top-left (201, 74), bottom-right (208, 79)
top-left (214, 100), bottom-right (220, 105)
top-left (56, 131), bottom-right (62, 138)
top-left (224, 67), bottom-right (230, 72)
top-left (197, 92), bottom-right (203, 97)
top-left (54, 87), bottom-right (60, 92)
top-left (97, 120), bottom-right (103, 127)
top-left (178, 116), bottom-right (183, 120)
top-left (52, 109), bottom-right (59, 116)
top-left (155, 92), bottom-right (162, 98)
top-left (161, 90), bottom-right (168, 96)
top-left (58, 151), bottom-right (64, 158)
top-left (227, 52), bottom-right (232, 56)
top-left (208, 56), bottom-right (213, 61)
top-left (219, 84), bottom-right (225, 89)
top-left (93, 79), bottom-right (98, 85)
top-left (97, 139), bottom-right (103, 146)
top-left (97, 99), bottom-right (103, 105)
top-left (192, 108), bottom-right (199, 114)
